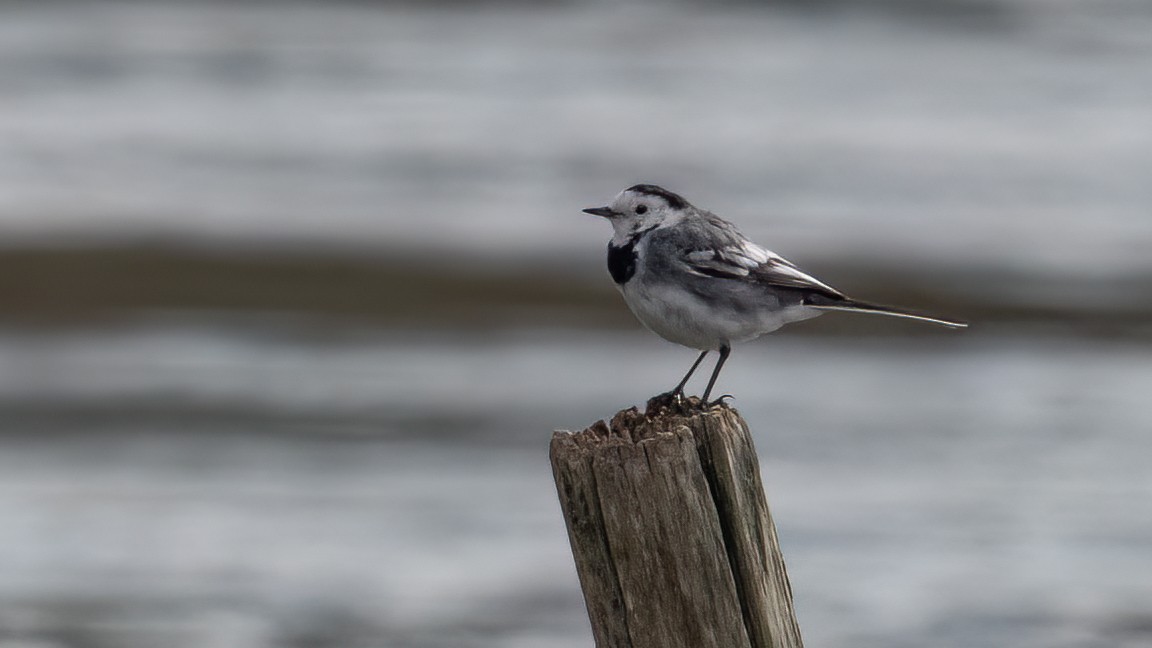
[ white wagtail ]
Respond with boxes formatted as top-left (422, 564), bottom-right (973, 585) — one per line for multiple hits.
top-left (584, 184), bottom-right (967, 406)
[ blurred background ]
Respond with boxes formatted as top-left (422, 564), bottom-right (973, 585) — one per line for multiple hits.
top-left (1, 0), bottom-right (1151, 646)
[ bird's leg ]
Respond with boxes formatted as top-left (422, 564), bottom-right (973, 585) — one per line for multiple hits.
top-left (700, 343), bottom-right (731, 407)
top-left (671, 350), bottom-right (709, 400)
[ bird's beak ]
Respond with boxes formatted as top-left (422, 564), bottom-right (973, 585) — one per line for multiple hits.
top-left (582, 206), bottom-right (616, 218)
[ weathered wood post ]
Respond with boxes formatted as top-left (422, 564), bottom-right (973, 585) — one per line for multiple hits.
top-left (550, 394), bottom-right (803, 648)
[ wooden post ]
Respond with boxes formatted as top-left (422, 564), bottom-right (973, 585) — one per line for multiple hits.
top-left (550, 394), bottom-right (803, 648)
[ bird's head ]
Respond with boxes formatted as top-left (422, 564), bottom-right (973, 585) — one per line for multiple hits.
top-left (583, 184), bottom-right (692, 240)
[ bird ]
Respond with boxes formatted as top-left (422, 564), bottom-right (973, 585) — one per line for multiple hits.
top-left (583, 184), bottom-right (967, 406)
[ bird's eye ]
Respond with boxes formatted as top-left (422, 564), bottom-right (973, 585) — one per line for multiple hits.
top-left (635, 204), bottom-right (648, 214)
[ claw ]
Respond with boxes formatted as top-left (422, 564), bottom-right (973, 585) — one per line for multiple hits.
top-left (706, 394), bottom-right (734, 408)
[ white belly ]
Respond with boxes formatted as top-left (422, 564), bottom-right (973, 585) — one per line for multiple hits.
top-left (619, 280), bottom-right (820, 350)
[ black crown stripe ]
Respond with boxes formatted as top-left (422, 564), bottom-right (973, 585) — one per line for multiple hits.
top-left (626, 184), bottom-right (689, 210)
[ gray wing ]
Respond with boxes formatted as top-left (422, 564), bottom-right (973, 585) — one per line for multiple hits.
top-left (678, 214), bottom-right (846, 298)
top-left (670, 214), bottom-right (967, 328)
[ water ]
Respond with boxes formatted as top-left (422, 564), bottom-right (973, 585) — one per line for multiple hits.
top-left (2, 1), bottom-right (1152, 646)
top-left (1, 1), bottom-right (1151, 276)
top-left (1, 324), bottom-right (1150, 647)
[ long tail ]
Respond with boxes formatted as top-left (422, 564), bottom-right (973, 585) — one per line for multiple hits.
top-left (806, 297), bottom-right (968, 329)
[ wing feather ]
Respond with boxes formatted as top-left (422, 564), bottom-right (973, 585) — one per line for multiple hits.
top-left (683, 239), bottom-right (845, 298)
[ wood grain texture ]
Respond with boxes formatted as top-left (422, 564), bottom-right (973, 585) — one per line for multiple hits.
top-left (550, 395), bottom-right (803, 648)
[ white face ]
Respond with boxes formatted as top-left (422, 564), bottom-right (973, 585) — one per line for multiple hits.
top-left (584, 186), bottom-right (688, 243)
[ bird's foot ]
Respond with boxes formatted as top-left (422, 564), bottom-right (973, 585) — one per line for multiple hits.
top-left (647, 390), bottom-right (699, 415)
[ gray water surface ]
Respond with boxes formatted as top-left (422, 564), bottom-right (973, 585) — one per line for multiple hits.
top-left (3, 2), bottom-right (1152, 646)
top-left (1, 324), bottom-right (1149, 647)
top-left (2, 1), bottom-right (1151, 278)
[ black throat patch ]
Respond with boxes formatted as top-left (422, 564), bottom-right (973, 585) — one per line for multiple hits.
top-left (606, 226), bottom-right (657, 285)
top-left (607, 240), bottom-right (637, 285)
